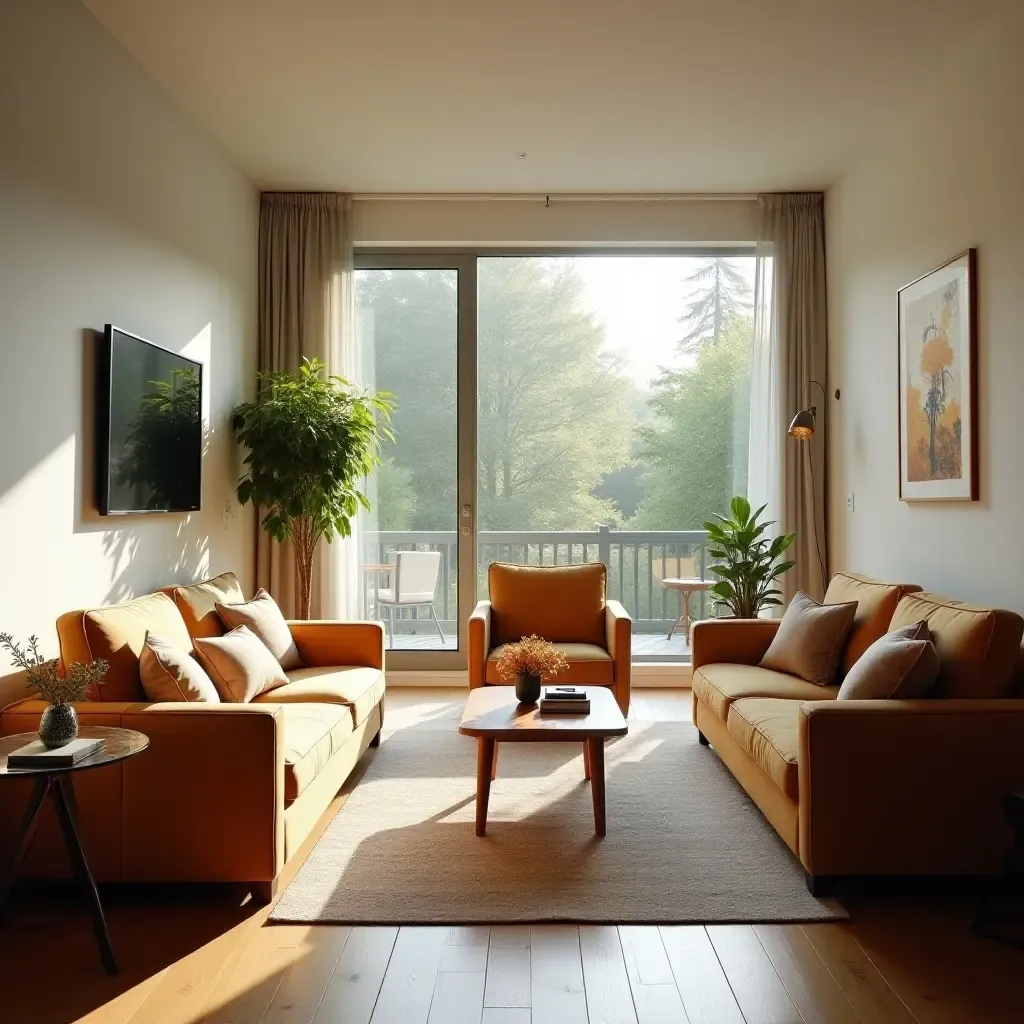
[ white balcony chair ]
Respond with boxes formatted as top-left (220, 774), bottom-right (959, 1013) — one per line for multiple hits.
top-left (376, 550), bottom-right (445, 644)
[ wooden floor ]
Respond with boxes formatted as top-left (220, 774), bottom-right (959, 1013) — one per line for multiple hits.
top-left (1, 688), bottom-right (1023, 1024)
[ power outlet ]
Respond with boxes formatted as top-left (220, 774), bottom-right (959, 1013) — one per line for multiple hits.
top-left (846, 493), bottom-right (855, 513)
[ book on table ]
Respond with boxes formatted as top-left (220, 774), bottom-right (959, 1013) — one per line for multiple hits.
top-left (542, 686), bottom-right (587, 700)
top-left (7, 737), bottom-right (105, 769)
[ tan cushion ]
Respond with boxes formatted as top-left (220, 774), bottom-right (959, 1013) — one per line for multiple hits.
top-left (837, 621), bottom-right (940, 700)
top-left (890, 592), bottom-right (1024, 698)
top-left (488, 563), bottom-right (606, 647)
top-left (170, 572), bottom-right (245, 639)
top-left (824, 572), bottom-right (921, 675)
top-left (727, 698), bottom-right (803, 800)
top-left (760, 591), bottom-right (857, 686)
top-left (193, 625), bottom-right (289, 703)
top-left (485, 642), bottom-right (613, 685)
top-left (139, 631), bottom-right (220, 703)
top-left (254, 665), bottom-right (385, 726)
top-left (693, 663), bottom-right (838, 721)
top-left (215, 588), bottom-right (302, 670)
top-left (82, 592), bottom-right (193, 702)
top-left (281, 703), bottom-right (354, 804)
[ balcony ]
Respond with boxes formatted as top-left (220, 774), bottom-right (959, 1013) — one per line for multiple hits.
top-left (361, 526), bottom-right (711, 661)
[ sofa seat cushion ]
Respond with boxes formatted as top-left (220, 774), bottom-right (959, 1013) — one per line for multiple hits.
top-left (282, 704), bottom-right (355, 804)
top-left (254, 666), bottom-right (385, 726)
top-left (727, 698), bottom-right (804, 800)
top-left (693, 663), bottom-right (838, 722)
top-left (485, 643), bottom-right (613, 685)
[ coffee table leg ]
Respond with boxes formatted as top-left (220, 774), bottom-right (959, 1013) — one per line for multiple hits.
top-left (491, 741), bottom-right (499, 781)
top-left (0, 775), bottom-right (51, 923)
top-left (583, 741), bottom-right (591, 780)
top-left (587, 737), bottom-right (606, 837)
top-left (476, 738), bottom-right (495, 837)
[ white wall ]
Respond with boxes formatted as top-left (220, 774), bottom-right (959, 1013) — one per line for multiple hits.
top-left (826, 1), bottom-right (1024, 610)
top-left (0, 0), bottom-right (258, 668)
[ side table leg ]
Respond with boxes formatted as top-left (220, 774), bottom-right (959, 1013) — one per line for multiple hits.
top-left (491, 741), bottom-right (499, 781)
top-left (588, 737), bottom-right (606, 837)
top-left (583, 741), bottom-right (591, 780)
top-left (0, 775), bottom-right (50, 922)
top-left (53, 777), bottom-right (118, 975)
top-left (475, 738), bottom-right (495, 837)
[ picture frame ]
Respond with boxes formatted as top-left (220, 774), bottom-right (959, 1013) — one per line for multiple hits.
top-left (898, 248), bottom-right (978, 501)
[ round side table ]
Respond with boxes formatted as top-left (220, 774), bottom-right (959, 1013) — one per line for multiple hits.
top-left (661, 577), bottom-right (713, 639)
top-left (0, 725), bottom-right (149, 974)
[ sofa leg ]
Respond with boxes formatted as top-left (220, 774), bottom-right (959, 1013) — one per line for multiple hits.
top-left (370, 698), bottom-right (384, 746)
top-left (250, 878), bottom-right (279, 904)
top-left (697, 730), bottom-right (709, 746)
top-left (370, 728), bottom-right (382, 747)
top-left (805, 873), bottom-right (834, 898)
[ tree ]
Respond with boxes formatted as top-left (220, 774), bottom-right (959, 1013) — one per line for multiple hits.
top-left (679, 258), bottom-right (752, 352)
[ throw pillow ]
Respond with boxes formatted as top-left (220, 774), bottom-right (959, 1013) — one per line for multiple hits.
top-left (837, 620), bottom-right (940, 700)
top-left (760, 591), bottom-right (858, 686)
top-left (193, 625), bottom-right (290, 703)
top-left (139, 631), bottom-right (221, 703)
top-left (215, 588), bottom-right (302, 670)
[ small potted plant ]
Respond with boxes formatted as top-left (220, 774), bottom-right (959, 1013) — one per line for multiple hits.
top-left (495, 635), bottom-right (569, 704)
top-left (0, 634), bottom-right (107, 748)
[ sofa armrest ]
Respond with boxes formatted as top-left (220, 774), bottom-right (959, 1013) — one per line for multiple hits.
top-left (798, 699), bottom-right (1024, 877)
top-left (287, 620), bottom-right (385, 669)
top-left (468, 601), bottom-right (491, 689)
top-left (690, 618), bottom-right (780, 670)
top-left (605, 600), bottom-right (632, 715)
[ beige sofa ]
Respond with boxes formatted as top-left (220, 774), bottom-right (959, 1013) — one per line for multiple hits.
top-left (691, 572), bottom-right (1024, 894)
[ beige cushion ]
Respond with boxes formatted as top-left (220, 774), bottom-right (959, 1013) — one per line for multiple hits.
top-left (824, 572), bottom-right (921, 676)
top-left (254, 665), bottom-right (385, 726)
top-left (693, 663), bottom-right (838, 722)
top-left (760, 591), bottom-right (857, 686)
top-left (169, 572), bottom-right (246, 639)
top-left (837, 621), bottom-right (940, 700)
top-left (193, 625), bottom-right (289, 703)
top-left (139, 631), bottom-right (220, 704)
top-left (890, 592), bottom-right (1024, 699)
top-left (215, 588), bottom-right (302, 670)
top-left (485, 642), bottom-right (613, 685)
top-left (281, 704), bottom-right (355, 804)
top-left (727, 698), bottom-right (803, 800)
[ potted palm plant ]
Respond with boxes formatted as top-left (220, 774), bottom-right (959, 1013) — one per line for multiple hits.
top-left (704, 497), bottom-right (797, 618)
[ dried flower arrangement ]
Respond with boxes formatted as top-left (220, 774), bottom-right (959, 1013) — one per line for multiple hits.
top-left (495, 635), bottom-right (569, 682)
top-left (0, 633), bottom-right (107, 706)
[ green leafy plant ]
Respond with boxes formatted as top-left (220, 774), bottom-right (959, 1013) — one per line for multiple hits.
top-left (0, 633), bottom-right (107, 706)
top-left (703, 497), bottom-right (796, 618)
top-left (232, 358), bottom-right (395, 618)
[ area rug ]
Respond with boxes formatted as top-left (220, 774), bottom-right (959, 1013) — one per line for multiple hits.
top-left (270, 719), bottom-right (846, 924)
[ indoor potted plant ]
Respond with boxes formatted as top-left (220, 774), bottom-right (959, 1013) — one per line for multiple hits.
top-left (232, 357), bottom-right (395, 619)
top-left (495, 635), bottom-right (570, 703)
top-left (0, 633), bottom-right (107, 748)
top-left (704, 496), bottom-right (797, 618)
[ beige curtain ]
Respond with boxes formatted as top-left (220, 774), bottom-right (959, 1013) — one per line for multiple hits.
top-left (751, 193), bottom-right (829, 603)
top-left (256, 192), bottom-right (353, 618)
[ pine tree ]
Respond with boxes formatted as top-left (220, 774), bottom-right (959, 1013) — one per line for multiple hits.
top-left (678, 258), bottom-right (752, 352)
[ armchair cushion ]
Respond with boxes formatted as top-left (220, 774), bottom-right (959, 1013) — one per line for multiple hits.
top-left (485, 643), bottom-right (613, 685)
top-left (216, 588), bottom-right (302, 670)
top-left (280, 703), bottom-right (355, 804)
top-left (168, 571), bottom-right (245, 639)
top-left (488, 562), bottom-right (606, 646)
top-left (255, 665), bottom-right (385, 726)
top-left (693, 663), bottom-right (838, 722)
top-left (727, 697), bottom-right (802, 800)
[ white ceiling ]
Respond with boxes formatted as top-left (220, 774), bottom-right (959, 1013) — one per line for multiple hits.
top-left (84, 0), bottom-right (999, 193)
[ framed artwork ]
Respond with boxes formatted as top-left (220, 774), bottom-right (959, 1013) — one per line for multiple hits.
top-left (898, 249), bottom-right (978, 501)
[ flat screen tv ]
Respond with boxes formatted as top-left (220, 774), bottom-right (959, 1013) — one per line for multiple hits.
top-left (97, 325), bottom-right (203, 514)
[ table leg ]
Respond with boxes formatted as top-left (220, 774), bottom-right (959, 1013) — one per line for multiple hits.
top-left (0, 775), bottom-right (50, 922)
top-left (475, 738), bottom-right (495, 837)
top-left (52, 777), bottom-right (118, 975)
top-left (491, 741), bottom-right (499, 781)
top-left (680, 589), bottom-right (692, 639)
top-left (583, 741), bottom-right (591, 780)
top-left (587, 737), bottom-right (606, 837)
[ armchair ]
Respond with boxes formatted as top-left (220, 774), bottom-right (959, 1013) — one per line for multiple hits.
top-left (468, 562), bottom-right (632, 714)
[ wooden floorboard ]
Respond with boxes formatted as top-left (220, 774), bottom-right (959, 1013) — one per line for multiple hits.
top-left (2, 687), bottom-right (1023, 1024)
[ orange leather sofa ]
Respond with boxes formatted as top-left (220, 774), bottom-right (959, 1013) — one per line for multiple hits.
top-left (0, 572), bottom-right (385, 902)
top-left (468, 562), bottom-right (632, 714)
top-left (692, 572), bottom-right (1024, 894)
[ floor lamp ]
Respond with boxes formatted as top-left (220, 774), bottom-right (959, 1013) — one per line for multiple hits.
top-left (787, 380), bottom-right (829, 594)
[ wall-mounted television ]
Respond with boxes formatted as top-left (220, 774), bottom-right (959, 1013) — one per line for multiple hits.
top-left (97, 325), bottom-right (203, 515)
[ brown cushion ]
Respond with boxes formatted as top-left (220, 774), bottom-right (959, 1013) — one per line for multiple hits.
top-left (281, 704), bottom-right (355, 804)
top-left (727, 698), bottom-right (803, 800)
top-left (254, 665), bottom-right (385, 726)
top-left (170, 572), bottom-right (246, 639)
top-left (215, 589), bottom-right (302, 670)
top-left (760, 591), bottom-right (857, 686)
top-left (692, 663), bottom-right (839, 722)
top-left (139, 632), bottom-right (220, 703)
top-left (890, 592), bottom-right (1024, 698)
top-left (824, 572), bottom-right (921, 675)
top-left (488, 563), bottom-right (607, 646)
top-left (82, 592), bottom-right (193, 702)
top-left (837, 621), bottom-right (940, 700)
top-left (193, 625), bottom-right (289, 703)
top-left (485, 642), bottom-right (613, 685)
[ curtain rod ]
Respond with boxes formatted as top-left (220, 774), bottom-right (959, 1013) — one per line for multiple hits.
top-left (349, 192), bottom-right (758, 203)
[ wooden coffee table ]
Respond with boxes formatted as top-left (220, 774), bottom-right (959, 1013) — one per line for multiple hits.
top-left (458, 686), bottom-right (627, 837)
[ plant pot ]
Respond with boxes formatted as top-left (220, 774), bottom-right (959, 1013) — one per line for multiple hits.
top-left (514, 672), bottom-right (542, 704)
top-left (39, 704), bottom-right (78, 749)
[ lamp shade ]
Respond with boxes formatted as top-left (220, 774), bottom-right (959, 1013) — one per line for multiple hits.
top-left (788, 407), bottom-right (816, 440)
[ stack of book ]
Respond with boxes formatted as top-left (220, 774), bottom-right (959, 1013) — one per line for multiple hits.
top-left (7, 737), bottom-right (105, 769)
top-left (539, 686), bottom-right (590, 714)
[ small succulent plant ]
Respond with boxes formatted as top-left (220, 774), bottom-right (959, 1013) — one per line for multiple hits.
top-left (0, 633), bottom-right (107, 707)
